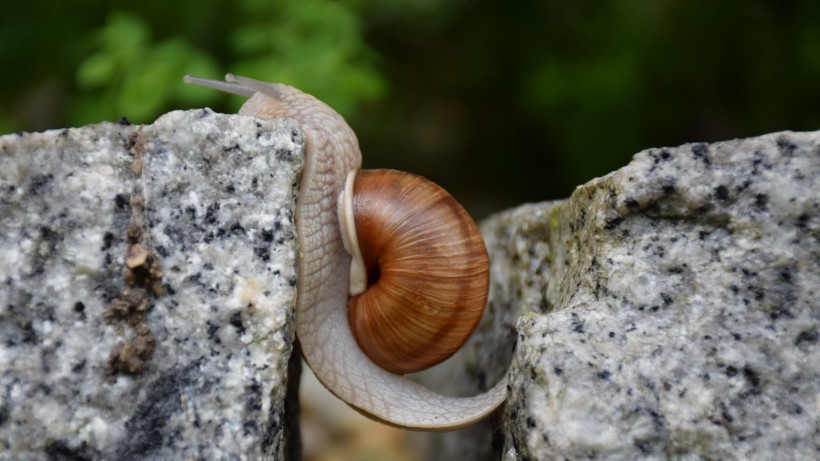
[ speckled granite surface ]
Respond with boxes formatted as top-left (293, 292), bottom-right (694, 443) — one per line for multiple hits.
top-left (416, 131), bottom-right (819, 460)
top-left (0, 110), bottom-right (303, 460)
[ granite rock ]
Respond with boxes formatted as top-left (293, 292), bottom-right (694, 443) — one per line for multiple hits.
top-left (0, 110), bottom-right (304, 460)
top-left (416, 130), bottom-right (819, 460)
top-left (496, 131), bottom-right (819, 460)
top-left (3, 109), bottom-right (818, 461)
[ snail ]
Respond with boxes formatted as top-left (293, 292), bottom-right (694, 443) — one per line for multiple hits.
top-left (184, 74), bottom-right (508, 430)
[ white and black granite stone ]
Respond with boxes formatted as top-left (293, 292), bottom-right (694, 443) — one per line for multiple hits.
top-left (0, 110), bottom-right (304, 460)
top-left (3, 109), bottom-right (818, 460)
top-left (414, 130), bottom-right (819, 460)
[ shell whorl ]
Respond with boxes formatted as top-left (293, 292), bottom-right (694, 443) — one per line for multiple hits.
top-left (183, 74), bottom-right (507, 430)
top-left (343, 169), bottom-right (490, 374)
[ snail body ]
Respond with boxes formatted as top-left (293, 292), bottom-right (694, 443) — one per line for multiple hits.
top-left (184, 74), bottom-right (507, 430)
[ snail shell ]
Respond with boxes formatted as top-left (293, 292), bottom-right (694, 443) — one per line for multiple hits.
top-left (183, 74), bottom-right (507, 430)
top-left (339, 169), bottom-right (490, 374)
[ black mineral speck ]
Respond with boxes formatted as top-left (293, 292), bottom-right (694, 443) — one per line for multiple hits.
top-left (526, 417), bottom-right (536, 428)
top-left (102, 232), bottom-right (115, 251)
top-left (275, 148), bottom-right (292, 161)
top-left (73, 302), bottom-right (85, 313)
top-left (245, 382), bottom-right (263, 413)
top-left (714, 185), bottom-right (729, 201)
top-left (186, 272), bottom-right (202, 285)
top-left (624, 198), bottom-right (640, 209)
top-left (725, 365), bottom-right (738, 377)
top-left (634, 438), bottom-right (653, 455)
top-left (573, 210), bottom-right (587, 231)
top-left (206, 321), bottom-right (221, 344)
top-left (72, 360), bottom-right (86, 373)
top-left (795, 329), bottom-right (818, 346)
top-left (254, 246), bottom-right (270, 262)
top-left (114, 194), bottom-right (129, 210)
top-left (163, 226), bottom-right (185, 245)
top-left (691, 143), bottom-right (711, 165)
top-left (155, 245), bottom-right (169, 257)
top-left (604, 217), bottom-right (624, 230)
top-left (597, 370), bottom-right (611, 380)
top-left (205, 203), bottom-right (220, 225)
top-left (755, 194), bottom-right (768, 208)
top-left (118, 117), bottom-right (132, 126)
top-left (44, 439), bottom-right (92, 461)
top-left (0, 404), bottom-right (8, 428)
top-left (229, 312), bottom-right (246, 334)
top-left (29, 174), bottom-right (54, 194)
top-left (230, 222), bottom-right (245, 235)
top-left (743, 366), bottom-right (761, 388)
top-left (262, 229), bottom-right (275, 242)
top-left (776, 137), bottom-right (797, 154)
top-left (570, 313), bottom-right (585, 333)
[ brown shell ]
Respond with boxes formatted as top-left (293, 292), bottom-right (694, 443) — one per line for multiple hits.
top-left (347, 169), bottom-right (490, 374)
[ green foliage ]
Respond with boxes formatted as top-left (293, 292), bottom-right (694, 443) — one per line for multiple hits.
top-left (0, 0), bottom-right (385, 130)
top-left (75, 12), bottom-right (220, 125)
top-left (228, 0), bottom-right (385, 116)
top-left (0, 1), bottom-right (818, 212)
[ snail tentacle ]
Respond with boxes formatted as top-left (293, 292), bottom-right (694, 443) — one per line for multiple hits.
top-left (183, 75), bottom-right (255, 97)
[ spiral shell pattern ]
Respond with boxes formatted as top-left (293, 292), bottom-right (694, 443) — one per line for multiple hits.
top-left (346, 169), bottom-right (490, 374)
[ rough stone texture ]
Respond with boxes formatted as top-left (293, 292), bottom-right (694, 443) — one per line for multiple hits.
top-left (416, 130), bottom-right (819, 460)
top-left (0, 110), bottom-right (304, 460)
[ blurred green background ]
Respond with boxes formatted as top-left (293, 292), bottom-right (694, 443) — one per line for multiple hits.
top-left (2, 0), bottom-right (819, 218)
